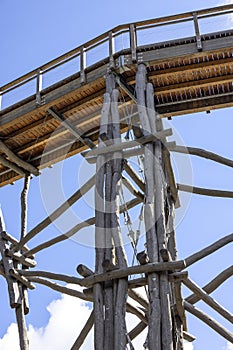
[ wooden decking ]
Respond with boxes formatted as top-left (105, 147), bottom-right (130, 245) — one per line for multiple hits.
top-left (0, 5), bottom-right (233, 186)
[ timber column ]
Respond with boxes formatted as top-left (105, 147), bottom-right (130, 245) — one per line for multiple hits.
top-left (136, 63), bottom-right (173, 350)
top-left (94, 72), bottom-right (128, 350)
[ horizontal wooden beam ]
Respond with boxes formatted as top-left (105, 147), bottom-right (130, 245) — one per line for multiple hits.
top-left (79, 260), bottom-right (185, 287)
top-left (47, 107), bottom-right (95, 149)
top-left (0, 140), bottom-right (39, 176)
top-left (0, 155), bottom-right (26, 176)
top-left (178, 183), bottom-right (233, 198)
top-left (83, 129), bottom-right (172, 158)
top-left (154, 73), bottom-right (233, 94)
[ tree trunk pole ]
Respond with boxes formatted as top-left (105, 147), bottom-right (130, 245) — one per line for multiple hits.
top-left (136, 64), bottom-right (161, 350)
top-left (111, 88), bottom-right (128, 350)
top-left (93, 93), bottom-right (110, 350)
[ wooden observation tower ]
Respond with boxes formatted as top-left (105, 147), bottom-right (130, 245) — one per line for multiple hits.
top-left (0, 4), bottom-right (232, 349)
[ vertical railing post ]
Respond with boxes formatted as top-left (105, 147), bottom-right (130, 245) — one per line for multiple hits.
top-left (0, 91), bottom-right (2, 111)
top-left (109, 31), bottom-right (115, 69)
top-left (80, 46), bottom-right (86, 84)
top-left (193, 12), bottom-right (202, 51)
top-left (129, 24), bottom-right (137, 62)
top-left (36, 69), bottom-right (43, 106)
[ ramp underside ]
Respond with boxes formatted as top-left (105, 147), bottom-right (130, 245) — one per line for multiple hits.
top-left (0, 30), bottom-right (233, 186)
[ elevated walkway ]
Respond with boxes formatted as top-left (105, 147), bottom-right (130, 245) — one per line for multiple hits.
top-left (0, 4), bottom-right (233, 186)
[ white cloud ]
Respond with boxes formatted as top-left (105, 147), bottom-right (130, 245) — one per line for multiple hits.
top-left (184, 342), bottom-right (194, 350)
top-left (0, 285), bottom-right (93, 350)
top-left (225, 342), bottom-right (233, 350)
top-left (0, 286), bottom-right (193, 349)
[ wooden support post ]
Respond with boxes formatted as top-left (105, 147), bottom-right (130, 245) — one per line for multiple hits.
top-left (111, 88), bottom-right (128, 350)
top-left (103, 85), bottom-right (114, 350)
top-left (136, 64), bottom-right (161, 350)
top-left (94, 124), bottom-right (106, 350)
top-left (15, 294), bottom-right (29, 350)
top-left (0, 235), bottom-right (21, 308)
top-left (0, 209), bottom-right (29, 350)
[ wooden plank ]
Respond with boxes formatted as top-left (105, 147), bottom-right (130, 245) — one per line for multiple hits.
top-left (154, 73), bottom-right (233, 94)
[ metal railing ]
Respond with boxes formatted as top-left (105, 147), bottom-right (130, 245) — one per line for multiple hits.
top-left (0, 4), bottom-right (232, 111)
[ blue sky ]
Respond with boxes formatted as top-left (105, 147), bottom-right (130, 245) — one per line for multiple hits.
top-left (0, 0), bottom-right (233, 349)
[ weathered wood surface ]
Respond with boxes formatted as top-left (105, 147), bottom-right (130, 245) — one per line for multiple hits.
top-left (103, 91), bottom-right (114, 350)
top-left (25, 197), bottom-right (141, 257)
top-left (17, 174), bottom-right (95, 252)
top-left (15, 296), bottom-right (29, 350)
top-left (110, 88), bottom-right (128, 350)
top-left (136, 64), bottom-right (162, 350)
top-left (83, 129), bottom-right (172, 158)
top-left (185, 233), bottom-right (233, 267)
top-left (0, 235), bottom-right (21, 308)
top-left (27, 276), bottom-right (90, 301)
top-left (0, 155), bottom-right (26, 176)
top-left (183, 277), bottom-right (233, 323)
top-left (0, 140), bottom-right (39, 176)
top-left (171, 145), bottom-right (233, 168)
top-left (93, 93), bottom-right (108, 350)
top-left (19, 260), bottom-right (185, 287)
top-left (184, 301), bottom-right (233, 343)
top-left (186, 265), bottom-right (233, 304)
top-left (178, 183), bottom-right (233, 198)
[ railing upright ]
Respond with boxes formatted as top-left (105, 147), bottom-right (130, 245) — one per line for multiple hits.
top-left (109, 31), bottom-right (115, 69)
top-left (80, 46), bottom-right (87, 84)
top-left (193, 12), bottom-right (202, 51)
top-left (36, 69), bottom-right (43, 106)
top-left (129, 24), bottom-right (137, 62)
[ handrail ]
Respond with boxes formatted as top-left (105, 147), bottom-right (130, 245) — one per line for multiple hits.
top-left (0, 4), bottom-right (232, 110)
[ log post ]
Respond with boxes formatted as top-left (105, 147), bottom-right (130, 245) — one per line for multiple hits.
top-left (136, 63), bottom-right (161, 350)
top-left (103, 75), bottom-right (115, 350)
top-left (111, 88), bottom-right (128, 350)
top-left (93, 93), bottom-right (110, 350)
